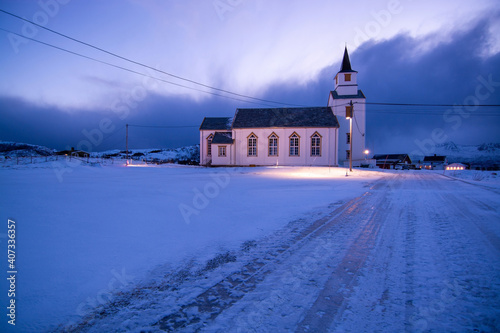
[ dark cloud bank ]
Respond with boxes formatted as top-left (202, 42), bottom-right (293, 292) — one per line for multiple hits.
top-left (1, 15), bottom-right (499, 154)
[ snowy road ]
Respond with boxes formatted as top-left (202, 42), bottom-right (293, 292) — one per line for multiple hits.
top-left (67, 172), bottom-right (500, 332)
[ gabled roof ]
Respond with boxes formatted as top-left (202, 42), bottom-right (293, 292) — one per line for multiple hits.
top-left (232, 107), bottom-right (339, 129)
top-left (199, 117), bottom-right (232, 130)
top-left (330, 90), bottom-right (366, 100)
top-left (211, 132), bottom-right (233, 144)
top-left (339, 46), bottom-right (357, 73)
top-left (423, 155), bottom-right (446, 162)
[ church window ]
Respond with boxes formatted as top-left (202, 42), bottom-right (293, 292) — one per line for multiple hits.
top-left (345, 105), bottom-right (353, 118)
top-left (218, 146), bottom-right (226, 157)
top-left (248, 133), bottom-right (257, 156)
top-left (346, 150), bottom-right (351, 160)
top-left (345, 73), bottom-right (351, 82)
top-left (289, 133), bottom-right (300, 156)
top-left (346, 133), bottom-right (351, 144)
top-left (207, 134), bottom-right (213, 156)
top-left (268, 133), bottom-right (278, 156)
top-left (311, 132), bottom-right (321, 156)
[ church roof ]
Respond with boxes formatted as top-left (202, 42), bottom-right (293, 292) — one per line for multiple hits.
top-left (232, 107), bottom-right (339, 129)
top-left (330, 90), bottom-right (366, 100)
top-left (199, 117), bottom-right (232, 130)
top-left (339, 47), bottom-right (357, 73)
top-left (211, 131), bottom-right (233, 144)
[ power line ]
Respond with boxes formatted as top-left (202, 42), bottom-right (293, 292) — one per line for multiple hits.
top-left (357, 101), bottom-right (500, 107)
top-left (128, 124), bottom-right (199, 128)
top-left (2, 6), bottom-right (498, 114)
top-left (0, 28), bottom-right (286, 108)
top-left (367, 111), bottom-right (500, 116)
top-left (0, 8), bottom-right (304, 107)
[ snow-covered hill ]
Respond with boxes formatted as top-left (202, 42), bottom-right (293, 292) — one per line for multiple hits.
top-left (93, 145), bottom-right (200, 164)
top-left (2, 140), bottom-right (499, 168)
top-left (0, 141), bottom-right (200, 165)
top-left (411, 141), bottom-right (500, 167)
top-left (0, 141), bottom-right (56, 157)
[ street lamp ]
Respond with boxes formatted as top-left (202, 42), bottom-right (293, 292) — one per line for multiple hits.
top-left (346, 101), bottom-right (353, 172)
top-left (364, 149), bottom-right (369, 160)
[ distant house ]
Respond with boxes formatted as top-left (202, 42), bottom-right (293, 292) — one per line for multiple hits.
top-left (446, 163), bottom-right (466, 170)
top-left (56, 148), bottom-right (89, 158)
top-left (199, 47), bottom-right (367, 167)
top-left (422, 154), bottom-right (447, 170)
top-left (372, 154), bottom-right (412, 169)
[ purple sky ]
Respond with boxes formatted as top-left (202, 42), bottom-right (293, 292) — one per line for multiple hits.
top-left (0, 0), bottom-right (499, 154)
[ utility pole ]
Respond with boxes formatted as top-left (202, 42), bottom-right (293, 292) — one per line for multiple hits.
top-left (126, 123), bottom-right (129, 160)
top-left (348, 100), bottom-right (353, 172)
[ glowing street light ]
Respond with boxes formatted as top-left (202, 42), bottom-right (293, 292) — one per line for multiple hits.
top-left (347, 101), bottom-right (353, 172)
top-left (364, 149), bottom-right (369, 160)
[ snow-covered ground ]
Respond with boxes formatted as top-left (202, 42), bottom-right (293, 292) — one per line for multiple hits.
top-left (0, 161), bottom-right (386, 332)
top-left (1, 162), bottom-right (499, 332)
top-left (443, 169), bottom-right (500, 186)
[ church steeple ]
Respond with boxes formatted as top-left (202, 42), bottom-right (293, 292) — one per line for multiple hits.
top-left (328, 45), bottom-right (366, 165)
top-left (334, 46), bottom-right (358, 96)
top-left (340, 46), bottom-right (353, 72)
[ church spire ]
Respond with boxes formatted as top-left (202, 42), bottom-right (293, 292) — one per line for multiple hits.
top-left (334, 46), bottom-right (358, 95)
top-left (340, 46), bottom-right (353, 72)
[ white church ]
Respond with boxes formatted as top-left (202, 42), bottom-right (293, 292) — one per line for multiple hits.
top-left (199, 47), bottom-right (366, 167)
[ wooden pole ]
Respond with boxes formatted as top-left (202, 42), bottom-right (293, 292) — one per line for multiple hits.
top-left (349, 100), bottom-right (353, 172)
top-left (126, 124), bottom-right (129, 160)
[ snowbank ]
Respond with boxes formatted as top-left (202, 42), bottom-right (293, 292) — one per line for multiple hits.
top-left (442, 169), bottom-right (500, 188)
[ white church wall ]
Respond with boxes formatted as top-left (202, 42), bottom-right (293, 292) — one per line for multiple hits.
top-left (329, 91), bottom-right (366, 164)
top-left (232, 128), bottom-right (337, 166)
top-left (199, 130), bottom-right (211, 166)
top-left (328, 97), bottom-right (366, 163)
top-left (211, 143), bottom-right (232, 166)
top-left (200, 130), bottom-right (232, 166)
top-left (335, 73), bottom-right (358, 95)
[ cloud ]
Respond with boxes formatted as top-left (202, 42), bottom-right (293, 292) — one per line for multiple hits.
top-left (1, 12), bottom-right (499, 155)
top-left (257, 13), bottom-right (500, 153)
top-left (354, 17), bottom-right (500, 152)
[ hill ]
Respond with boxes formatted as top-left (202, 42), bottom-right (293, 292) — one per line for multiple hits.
top-left (0, 141), bottom-right (200, 165)
top-left (425, 141), bottom-right (500, 168)
top-left (0, 141), bottom-right (56, 157)
top-left (2, 141), bottom-right (499, 168)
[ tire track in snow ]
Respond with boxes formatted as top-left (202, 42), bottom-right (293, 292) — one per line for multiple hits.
top-left (154, 180), bottom-right (391, 332)
top-left (335, 172), bottom-right (500, 332)
top-left (62, 176), bottom-right (393, 332)
top-left (295, 178), bottom-right (392, 332)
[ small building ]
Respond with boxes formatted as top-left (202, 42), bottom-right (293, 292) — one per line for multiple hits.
top-left (446, 163), bottom-right (466, 170)
top-left (373, 154), bottom-right (412, 169)
top-left (422, 154), bottom-right (447, 170)
top-left (56, 148), bottom-right (89, 158)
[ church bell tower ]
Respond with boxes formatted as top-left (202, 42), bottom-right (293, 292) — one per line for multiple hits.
top-left (328, 46), bottom-right (366, 165)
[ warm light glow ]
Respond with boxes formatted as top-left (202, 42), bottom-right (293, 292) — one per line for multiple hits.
top-left (126, 161), bottom-right (151, 167)
top-left (259, 167), bottom-right (350, 179)
top-left (364, 150), bottom-right (369, 155)
top-left (446, 165), bottom-right (465, 171)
